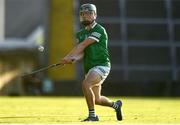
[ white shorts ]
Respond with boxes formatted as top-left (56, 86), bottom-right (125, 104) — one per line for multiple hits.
top-left (87, 66), bottom-right (110, 83)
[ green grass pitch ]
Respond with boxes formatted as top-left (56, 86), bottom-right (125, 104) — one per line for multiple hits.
top-left (0, 96), bottom-right (180, 124)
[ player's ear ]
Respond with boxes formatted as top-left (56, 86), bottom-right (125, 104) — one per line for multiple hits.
top-left (94, 12), bottom-right (97, 19)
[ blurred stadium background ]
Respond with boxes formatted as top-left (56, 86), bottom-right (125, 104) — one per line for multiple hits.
top-left (0, 0), bottom-right (180, 96)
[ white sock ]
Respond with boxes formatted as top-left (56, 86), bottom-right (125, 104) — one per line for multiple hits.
top-left (112, 102), bottom-right (119, 110)
top-left (89, 109), bottom-right (96, 117)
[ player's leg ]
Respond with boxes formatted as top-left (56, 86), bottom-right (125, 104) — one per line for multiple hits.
top-left (92, 85), bottom-right (113, 107)
top-left (90, 66), bottom-right (114, 107)
top-left (82, 66), bottom-right (123, 121)
top-left (90, 66), bottom-right (123, 121)
top-left (82, 70), bottom-right (101, 121)
top-left (92, 85), bottom-right (123, 120)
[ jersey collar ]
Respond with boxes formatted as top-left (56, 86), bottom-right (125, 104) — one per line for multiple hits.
top-left (91, 22), bottom-right (97, 29)
top-left (85, 21), bottom-right (97, 30)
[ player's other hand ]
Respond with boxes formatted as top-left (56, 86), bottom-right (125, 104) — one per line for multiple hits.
top-left (59, 57), bottom-right (75, 65)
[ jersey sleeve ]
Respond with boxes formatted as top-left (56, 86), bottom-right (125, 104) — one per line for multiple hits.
top-left (88, 30), bottom-right (102, 42)
top-left (88, 25), bottom-right (108, 42)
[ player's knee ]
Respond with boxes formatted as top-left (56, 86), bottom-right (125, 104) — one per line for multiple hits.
top-left (95, 98), bottom-right (101, 105)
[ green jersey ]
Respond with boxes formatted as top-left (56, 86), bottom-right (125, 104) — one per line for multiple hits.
top-left (76, 22), bottom-right (111, 73)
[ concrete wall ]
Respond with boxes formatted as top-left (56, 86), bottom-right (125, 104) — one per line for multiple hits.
top-left (5, 0), bottom-right (46, 38)
top-left (0, 0), bottom-right (5, 39)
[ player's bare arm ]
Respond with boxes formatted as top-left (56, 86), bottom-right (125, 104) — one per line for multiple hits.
top-left (59, 38), bottom-right (96, 64)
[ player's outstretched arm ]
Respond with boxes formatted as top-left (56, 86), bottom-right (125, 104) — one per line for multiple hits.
top-left (59, 38), bottom-right (95, 65)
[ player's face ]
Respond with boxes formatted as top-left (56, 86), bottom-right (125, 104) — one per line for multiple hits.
top-left (80, 11), bottom-right (96, 26)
